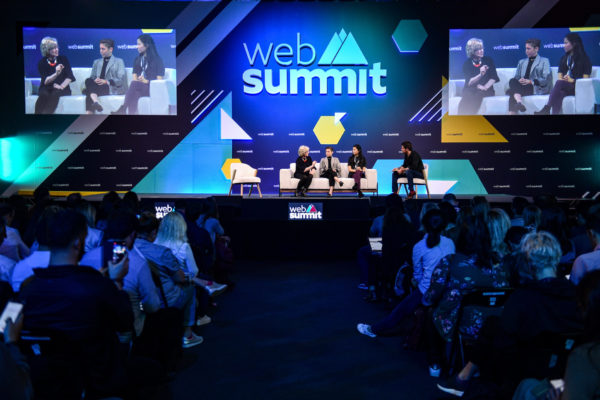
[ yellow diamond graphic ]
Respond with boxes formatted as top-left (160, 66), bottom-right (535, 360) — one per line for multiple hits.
top-left (221, 158), bottom-right (241, 180)
top-left (313, 113), bottom-right (346, 145)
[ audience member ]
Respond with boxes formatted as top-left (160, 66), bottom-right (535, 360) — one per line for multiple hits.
top-left (358, 209), bottom-right (454, 338)
top-left (523, 204), bottom-right (541, 232)
top-left (0, 218), bottom-right (16, 282)
top-left (134, 212), bottom-right (203, 348)
top-left (510, 196), bottom-right (529, 227)
top-left (76, 200), bottom-right (104, 252)
top-left (571, 210), bottom-right (600, 285)
top-left (18, 208), bottom-right (133, 398)
top-left (0, 203), bottom-right (30, 261)
top-left (487, 208), bottom-right (511, 261)
top-left (0, 313), bottom-right (33, 400)
top-left (10, 206), bottom-right (58, 292)
top-left (539, 206), bottom-right (576, 265)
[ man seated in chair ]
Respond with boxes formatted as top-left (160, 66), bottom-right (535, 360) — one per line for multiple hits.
top-left (84, 38), bottom-right (127, 114)
top-left (391, 141), bottom-right (424, 199)
top-left (319, 146), bottom-right (343, 197)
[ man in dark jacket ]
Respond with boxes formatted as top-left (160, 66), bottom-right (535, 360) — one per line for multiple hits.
top-left (392, 141), bottom-right (424, 199)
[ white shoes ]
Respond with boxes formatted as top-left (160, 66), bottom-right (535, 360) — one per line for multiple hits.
top-left (196, 315), bottom-right (212, 326)
top-left (182, 332), bottom-right (203, 348)
top-left (356, 323), bottom-right (377, 338)
top-left (206, 282), bottom-right (228, 296)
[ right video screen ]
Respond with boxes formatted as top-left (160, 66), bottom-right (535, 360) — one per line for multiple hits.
top-left (448, 28), bottom-right (600, 116)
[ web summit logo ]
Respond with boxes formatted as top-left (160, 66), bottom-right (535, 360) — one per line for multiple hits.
top-left (288, 202), bottom-right (323, 220)
top-left (243, 30), bottom-right (386, 95)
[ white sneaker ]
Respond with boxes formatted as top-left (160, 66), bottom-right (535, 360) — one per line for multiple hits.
top-left (207, 282), bottom-right (228, 296)
top-left (356, 323), bottom-right (377, 338)
top-left (182, 332), bottom-right (204, 348)
top-left (196, 315), bottom-right (212, 326)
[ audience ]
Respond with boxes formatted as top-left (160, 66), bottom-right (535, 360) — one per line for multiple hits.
top-left (0, 203), bottom-right (30, 262)
top-left (571, 209), bottom-right (600, 285)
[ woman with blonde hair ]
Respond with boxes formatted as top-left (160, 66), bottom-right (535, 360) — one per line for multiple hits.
top-left (294, 145), bottom-right (316, 196)
top-left (458, 38), bottom-right (499, 115)
top-left (35, 37), bottom-right (76, 114)
top-left (487, 208), bottom-right (511, 261)
top-left (155, 212), bottom-right (226, 308)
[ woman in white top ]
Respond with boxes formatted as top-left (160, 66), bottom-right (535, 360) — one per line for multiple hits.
top-left (155, 212), bottom-right (227, 297)
top-left (358, 209), bottom-right (455, 338)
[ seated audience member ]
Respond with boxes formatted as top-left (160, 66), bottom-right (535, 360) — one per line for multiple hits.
top-left (84, 38), bottom-right (127, 114)
top-left (487, 208), bottom-right (511, 261)
top-left (442, 193), bottom-right (460, 212)
top-left (347, 144), bottom-right (367, 197)
top-left (523, 204), bottom-right (541, 232)
top-left (539, 206), bottom-right (576, 265)
top-left (514, 270), bottom-right (600, 400)
top-left (197, 197), bottom-right (225, 245)
top-left (423, 215), bottom-right (509, 345)
top-left (112, 34), bottom-right (165, 115)
top-left (123, 191), bottom-right (141, 215)
top-left (134, 212), bottom-right (203, 348)
top-left (510, 197), bottom-right (529, 227)
top-left (418, 202), bottom-right (439, 234)
top-left (0, 314), bottom-right (34, 400)
top-left (319, 146), bottom-right (344, 196)
top-left (34, 37), bottom-right (75, 114)
top-left (183, 200), bottom-right (214, 274)
top-left (439, 201), bottom-right (459, 244)
top-left (96, 191), bottom-right (121, 231)
top-left (10, 206), bottom-right (58, 292)
top-left (357, 209), bottom-right (455, 338)
top-left (23, 186), bottom-right (51, 247)
top-left (505, 39), bottom-right (551, 114)
top-left (357, 194), bottom-right (402, 290)
top-left (0, 218), bottom-right (16, 283)
top-left (571, 202), bottom-right (596, 257)
top-left (371, 202), bottom-right (419, 301)
top-left (571, 210), bottom-right (600, 285)
top-left (503, 226), bottom-right (529, 287)
top-left (156, 211), bottom-right (226, 297)
top-left (437, 231), bottom-right (583, 397)
top-left (76, 200), bottom-right (103, 252)
top-left (18, 209), bottom-right (133, 398)
top-left (471, 195), bottom-right (490, 221)
top-left (0, 204), bottom-right (30, 262)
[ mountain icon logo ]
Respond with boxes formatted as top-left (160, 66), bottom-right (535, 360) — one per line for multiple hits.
top-left (318, 29), bottom-right (368, 66)
top-left (307, 204), bottom-right (318, 213)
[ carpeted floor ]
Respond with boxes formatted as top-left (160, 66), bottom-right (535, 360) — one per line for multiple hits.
top-left (169, 260), bottom-right (447, 399)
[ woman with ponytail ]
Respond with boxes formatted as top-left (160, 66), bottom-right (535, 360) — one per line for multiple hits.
top-left (357, 209), bottom-right (455, 338)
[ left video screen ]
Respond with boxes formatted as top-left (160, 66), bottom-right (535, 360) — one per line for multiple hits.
top-left (23, 27), bottom-right (176, 115)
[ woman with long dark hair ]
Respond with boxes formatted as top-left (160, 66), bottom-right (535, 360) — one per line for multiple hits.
top-left (535, 32), bottom-right (592, 115)
top-left (112, 34), bottom-right (165, 115)
top-left (347, 144), bottom-right (367, 197)
top-left (357, 209), bottom-right (454, 338)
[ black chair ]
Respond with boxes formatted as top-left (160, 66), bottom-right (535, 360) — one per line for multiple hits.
top-left (449, 288), bottom-right (515, 372)
top-left (19, 329), bottom-right (85, 399)
top-left (517, 331), bottom-right (582, 380)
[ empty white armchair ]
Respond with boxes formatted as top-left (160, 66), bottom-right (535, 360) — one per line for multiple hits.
top-left (228, 163), bottom-right (262, 198)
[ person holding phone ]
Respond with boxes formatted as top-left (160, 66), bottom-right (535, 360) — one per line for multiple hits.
top-left (0, 310), bottom-right (33, 400)
top-left (34, 37), bottom-right (76, 114)
top-left (18, 209), bottom-right (133, 397)
top-left (457, 38), bottom-right (499, 115)
top-left (294, 145), bottom-right (316, 197)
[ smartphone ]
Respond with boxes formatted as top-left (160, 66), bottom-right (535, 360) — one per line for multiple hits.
top-left (0, 301), bottom-right (23, 333)
top-left (111, 241), bottom-right (127, 264)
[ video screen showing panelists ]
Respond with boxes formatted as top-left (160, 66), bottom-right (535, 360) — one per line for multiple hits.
top-left (449, 28), bottom-right (600, 116)
top-left (23, 28), bottom-right (176, 115)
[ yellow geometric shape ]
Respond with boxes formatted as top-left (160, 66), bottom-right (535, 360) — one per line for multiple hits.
top-left (221, 158), bottom-right (241, 180)
top-left (442, 76), bottom-right (448, 87)
top-left (441, 114), bottom-right (508, 143)
top-left (313, 116), bottom-right (346, 145)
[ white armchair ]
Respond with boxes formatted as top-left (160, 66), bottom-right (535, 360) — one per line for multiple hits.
top-left (228, 163), bottom-right (262, 198)
top-left (396, 163), bottom-right (430, 199)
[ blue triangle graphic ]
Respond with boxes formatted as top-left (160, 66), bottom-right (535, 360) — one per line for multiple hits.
top-left (318, 32), bottom-right (343, 66)
top-left (332, 32), bottom-right (368, 65)
top-left (134, 93), bottom-right (233, 194)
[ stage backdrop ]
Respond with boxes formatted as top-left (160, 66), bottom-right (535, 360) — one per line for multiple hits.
top-left (1, 1), bottom-right (598, 198)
